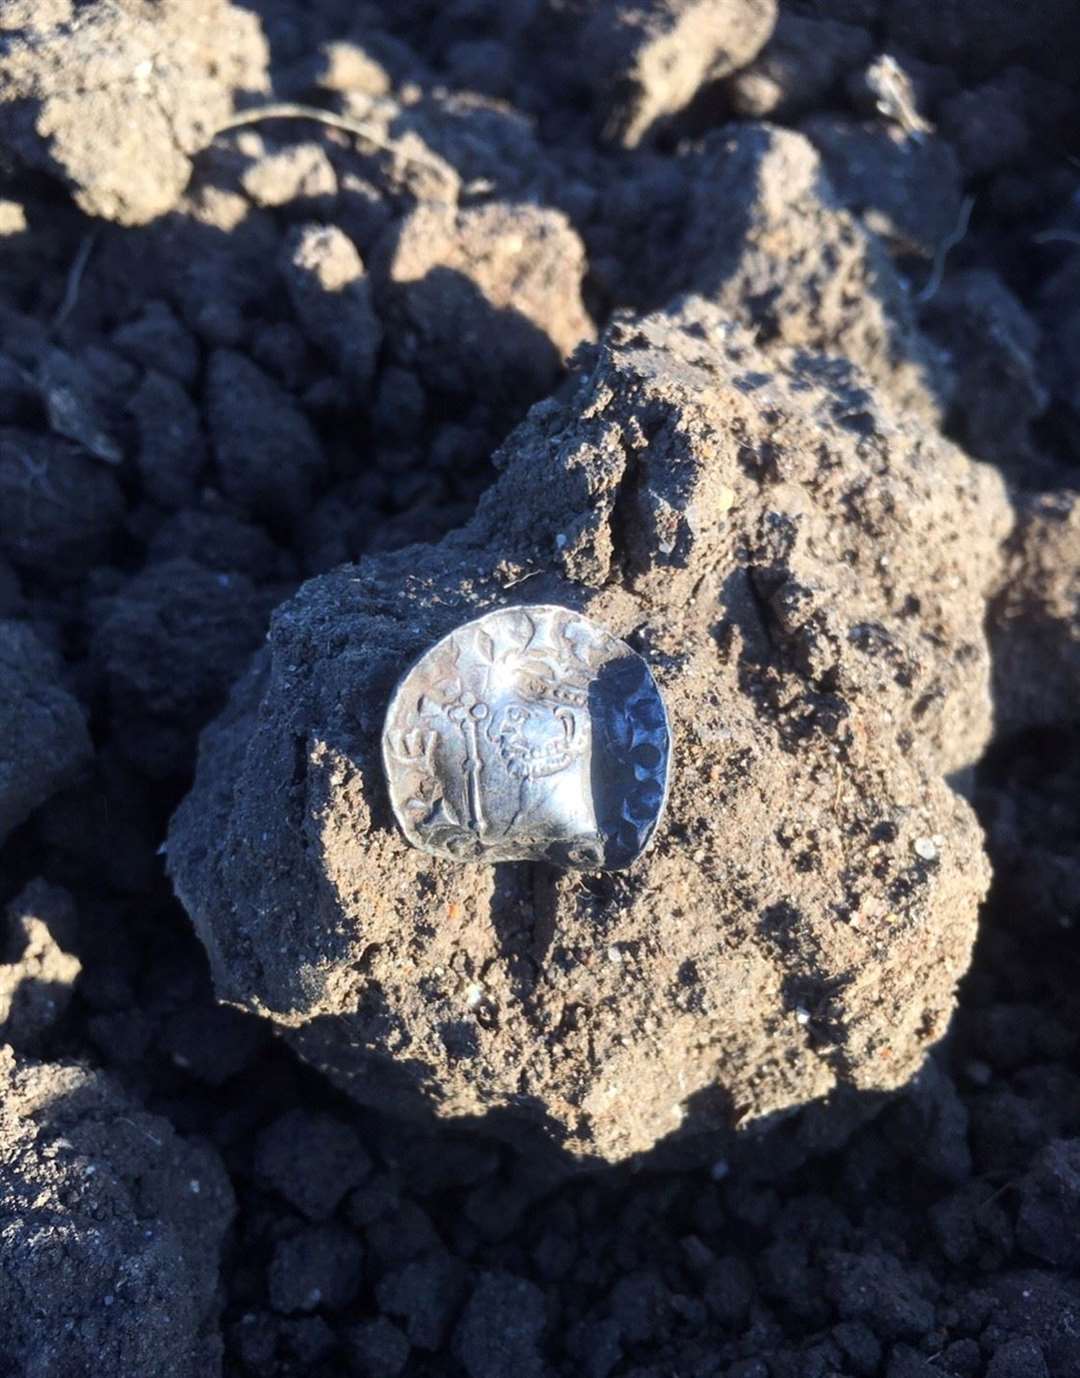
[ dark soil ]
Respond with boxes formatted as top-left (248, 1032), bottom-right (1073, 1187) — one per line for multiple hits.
top-left (1, 2), bottom-right (1079, 1376)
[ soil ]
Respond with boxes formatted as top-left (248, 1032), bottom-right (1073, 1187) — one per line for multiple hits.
top-left (1, 2), bottom-right (1079, 1377)
top-left (166, 296), bottom-right (1011, 1167)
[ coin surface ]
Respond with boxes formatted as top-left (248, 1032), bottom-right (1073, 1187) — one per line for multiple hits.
top-left (382, 605), bottom-right (670, 869)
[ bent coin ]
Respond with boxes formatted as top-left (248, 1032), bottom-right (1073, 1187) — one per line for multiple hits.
top-left (382, 605), bottom-right (670, 869)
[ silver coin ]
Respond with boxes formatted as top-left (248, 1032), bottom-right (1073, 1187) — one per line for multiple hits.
top-left (382, 605), bottom-right (670, 869)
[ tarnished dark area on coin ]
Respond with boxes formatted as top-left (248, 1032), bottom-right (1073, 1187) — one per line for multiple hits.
top-left (382, 605), bottom-right (670, 869)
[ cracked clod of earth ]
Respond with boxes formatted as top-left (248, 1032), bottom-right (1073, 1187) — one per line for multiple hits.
top-left (168, 297), bottom-right (1013, 1166)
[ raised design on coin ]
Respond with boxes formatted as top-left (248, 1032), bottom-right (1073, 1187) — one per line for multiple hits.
top-left (382, 605), bottom-right (670, 869)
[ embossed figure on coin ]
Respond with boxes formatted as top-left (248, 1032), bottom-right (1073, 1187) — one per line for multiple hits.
top-left (383, 605), bottom-right (670, 869)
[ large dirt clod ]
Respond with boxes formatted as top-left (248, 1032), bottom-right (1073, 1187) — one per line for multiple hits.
top-left (0, 0), bottom-right (269, 224)
top-left (169, 297), bottom-right (1011, 1165)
